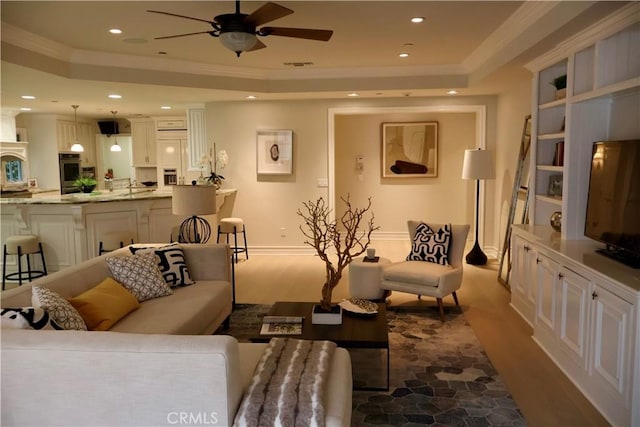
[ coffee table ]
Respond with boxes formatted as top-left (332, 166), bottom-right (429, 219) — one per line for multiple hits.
top-left (251, 301), bottom-right (389, 391)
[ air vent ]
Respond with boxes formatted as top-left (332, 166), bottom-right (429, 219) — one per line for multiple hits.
top-left (283, 62), bottom-right (314, 67)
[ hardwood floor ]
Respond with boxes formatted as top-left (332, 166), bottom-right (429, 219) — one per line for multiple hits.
top-left (234, 241), bottom-right (610, 427)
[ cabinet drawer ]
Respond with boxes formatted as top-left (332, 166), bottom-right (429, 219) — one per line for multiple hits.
top-left (156, 119), bottom-right (186, 130)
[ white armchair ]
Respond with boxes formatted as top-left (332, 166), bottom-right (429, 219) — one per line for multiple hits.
top-left (381, 221), bottom-right (470, 321)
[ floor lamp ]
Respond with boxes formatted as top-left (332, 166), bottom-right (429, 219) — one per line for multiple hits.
top-left (172, 183), bottom-right (217, 243)
top-left (462, 148), bottom-right (495, 265)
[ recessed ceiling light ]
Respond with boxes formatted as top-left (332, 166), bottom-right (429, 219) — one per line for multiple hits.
top-left (246, 95), bottom-right (257, 99)
top-left (411, 17), bottom-right (424, 23)
top-left (161, 106), bottom-right (172, 110)
top-left (108, 94), bottom-right (122, 99)
top-left (399, 53), bottom-right (409, 58)
top-left (109, 28), bottom-right (122, 34)
top-left (20, 107), bottom-right (32, 111)
top-left (447, 90), bottom-right (459, 95)
top-left (21, 95), bottom-right (36, 100)
top-left (347, 93), bottom-right (359, 97)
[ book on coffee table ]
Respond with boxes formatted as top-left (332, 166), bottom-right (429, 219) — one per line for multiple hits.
top-left (260, 314), bottom-right (303, 335)
top-left (260, 322), bottom-right (303, 335)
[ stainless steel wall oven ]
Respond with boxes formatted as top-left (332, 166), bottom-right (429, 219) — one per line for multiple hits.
top-left (59, 153), bottom-right (81, 194)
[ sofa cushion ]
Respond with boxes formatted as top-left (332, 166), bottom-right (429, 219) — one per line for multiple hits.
top-left (1, 307), bottom-right (62, 330)
top-left (32, 286), bottom-right (87, 330)
top-left (383, 260), bottom-right (452, 287)
top-left (109, 280), bottom-right (231, 335)
top-left (68, 278), bottom-right (140, 331)
top-left (129, 243), bottom-right (195, 287)
top-left (106, 252), bottom-right (173, 302)
top-left (407, 223), bottom-right (451, 265)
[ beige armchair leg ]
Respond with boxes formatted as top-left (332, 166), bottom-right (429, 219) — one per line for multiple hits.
top-left (436, 298), bottom-right (445, 322)
top-left (452, 292), bottom-right (459, 306)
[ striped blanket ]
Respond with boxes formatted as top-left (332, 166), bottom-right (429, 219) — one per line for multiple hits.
top-left (234, 338), bottom-right (337, 427)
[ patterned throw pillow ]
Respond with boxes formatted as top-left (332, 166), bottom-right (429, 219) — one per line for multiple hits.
top-left (1, 307), bottom-right (63, 330)
top-left (32, 286), bottom-right (87, 331)
top-left (129, 243), bottom-right (195, 287)
top-left (406, 223), bottom-right (452, 266)
top-left (106, 252), bottom-right (173, 302)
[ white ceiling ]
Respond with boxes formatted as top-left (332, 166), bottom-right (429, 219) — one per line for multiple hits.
top-left (0, 1), bottom-right (628, 119)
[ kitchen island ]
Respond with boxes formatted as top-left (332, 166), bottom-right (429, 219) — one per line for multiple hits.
top-left (0, 188), bottom-right (236, 274)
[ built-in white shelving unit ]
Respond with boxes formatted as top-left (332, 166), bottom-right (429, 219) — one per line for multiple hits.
top-left (526, 6), bottom-right (639, 240)
top-left (516, 5), bottom-right (639, 427)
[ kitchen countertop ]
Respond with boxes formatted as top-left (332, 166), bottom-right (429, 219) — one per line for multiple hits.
top-left (0, 188), bottom-right (236, 205)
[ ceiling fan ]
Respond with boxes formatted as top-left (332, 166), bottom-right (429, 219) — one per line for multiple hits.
top-left (148, 1), bottom-right (333, 57)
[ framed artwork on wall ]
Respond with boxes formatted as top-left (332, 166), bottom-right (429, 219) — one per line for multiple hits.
top-left (382, 122), bottom-right (438, 178)
top-left (257, 129), bottom-right (293, 175)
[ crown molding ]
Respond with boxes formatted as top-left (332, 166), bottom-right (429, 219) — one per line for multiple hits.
top-left (1, 23), bottom-right (73, 61)
top-left (463, 1), bottom-right (561, 72)
top-left (525, 2), bottom-right (640, 72)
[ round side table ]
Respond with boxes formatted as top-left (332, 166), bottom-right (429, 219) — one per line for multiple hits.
top-left (348, 256), bottom-right (391, 300)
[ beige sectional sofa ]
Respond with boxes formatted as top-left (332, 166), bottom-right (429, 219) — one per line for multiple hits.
top-left (1, 243), bottom-right (352, 427)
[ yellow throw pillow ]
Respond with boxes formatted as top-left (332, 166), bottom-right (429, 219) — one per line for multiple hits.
top-left (68, 278), bottom-right (140, 331)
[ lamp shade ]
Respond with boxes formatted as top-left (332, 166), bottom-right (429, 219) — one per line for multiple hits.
top-left (462, 149), bottom-right (495, 180)
top-left (172, 185), bottom-right (217, 216)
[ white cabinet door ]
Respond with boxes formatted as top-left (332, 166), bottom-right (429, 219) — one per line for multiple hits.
top-left (78, 122), bottom-right (96, 166)
top-left (511, 235), bottom-right (538, 324)
top-left (56, 120), bottom-right (75, 151)
top-left (588, 282), bottom-right (634, 426)
top-left (157, 139), bottom-right (182, 168)
top-left (131, 120), bottom-right (156, 165)
top-left (557, 267), bottom-right (590, 369)
top-left (536, 252), bottom-right (560, 335)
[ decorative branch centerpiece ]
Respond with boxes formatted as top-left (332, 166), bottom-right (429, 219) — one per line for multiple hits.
top-left (297, 195), bottom-right (379, 324)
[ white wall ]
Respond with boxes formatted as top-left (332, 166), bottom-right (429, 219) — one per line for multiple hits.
top-left (494, 77), bottom-right (533, 256)
top-left (206, 96), bottom-right (503, 252)
top-left (334, 112), bottom-right (476, 232)
top-left (18, 114), bottom-right (60, 190)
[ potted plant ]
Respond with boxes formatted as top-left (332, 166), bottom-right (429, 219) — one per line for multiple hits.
top-left (200, 146), bottom-right (228, 189)
top-left (297, 195), bottom-right (379, 324)
top-left (74, 176), bottom-right (97, 193)
top-left (551, 74), bottom-right (567, 100)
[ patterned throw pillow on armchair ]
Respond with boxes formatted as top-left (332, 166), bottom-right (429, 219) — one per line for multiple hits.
top-left (406, 223), bottom-right (452, 265)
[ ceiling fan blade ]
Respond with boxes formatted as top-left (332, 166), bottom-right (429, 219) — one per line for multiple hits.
top-left (247, 39), bottom-right (267, 52)
top-left (260, 27), bottom-right (333, 41)
top-left (245, 2), bottom-right (293, 26)
top-left (147, 10), bottom-right (217, 26)
top-left (154, 31), bottom-right (215, 40)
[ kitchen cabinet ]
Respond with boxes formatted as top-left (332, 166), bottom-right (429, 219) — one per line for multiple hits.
top-left (156, 137), bottom-right (188, 189)
top-left (78, 122), bottom-right (96, 166)
top-left (56, 120), bottom-right (76, 152)
top-left (511, 225), bottom-right (639, 426)
top-left (131, 120), bottom-right (156, 166)
top-left (56, 120), bottom-right (96, 165)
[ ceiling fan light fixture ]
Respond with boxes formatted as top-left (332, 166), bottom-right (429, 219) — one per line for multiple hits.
top-left (220, 31), bottom-right (257, 54)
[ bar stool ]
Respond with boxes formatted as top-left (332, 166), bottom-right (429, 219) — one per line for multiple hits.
top-left (217, 218), bottom-right (248, 263)
top-left (98, 232), bottom-right (135, 255)
top-left (2, 235), bottom-right (48, 290)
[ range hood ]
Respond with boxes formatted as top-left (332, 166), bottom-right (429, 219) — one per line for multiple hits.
top-left (1, 111), bottom-right (18, 143)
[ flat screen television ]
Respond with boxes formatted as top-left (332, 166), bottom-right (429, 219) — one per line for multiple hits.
top-left (585, 140), bottom-right (640, 268)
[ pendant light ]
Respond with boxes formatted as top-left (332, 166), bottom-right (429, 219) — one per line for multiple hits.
top-left (109, 110), bottom-right (122, 152)
top-left (70, 105), bottom-right (84, 152)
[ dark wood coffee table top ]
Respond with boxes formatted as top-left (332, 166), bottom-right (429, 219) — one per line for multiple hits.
top-left (251, 301), bottom-right (388, 348)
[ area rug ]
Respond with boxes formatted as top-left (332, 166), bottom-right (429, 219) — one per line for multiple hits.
top-left (217, 304), bottom-right (527, 427)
